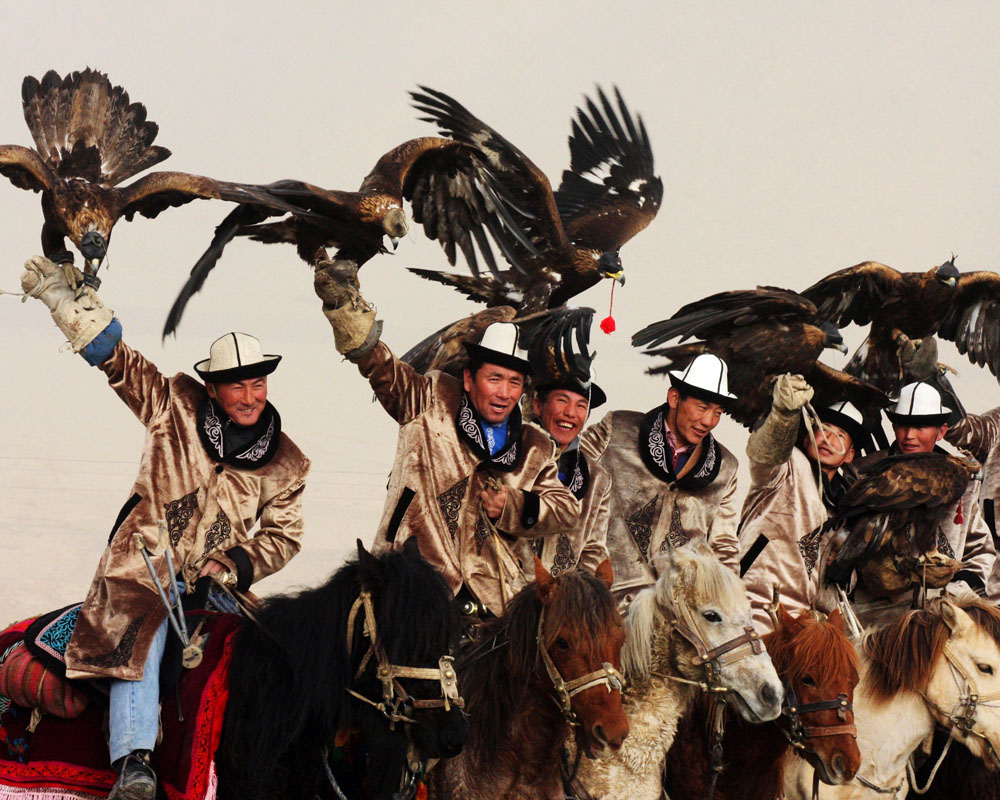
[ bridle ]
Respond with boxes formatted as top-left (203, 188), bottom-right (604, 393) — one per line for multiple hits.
top-left (780, 683), bottom-right (856, 751)
top-left (345, 589), bottom-right (464, 727)
top-left (919, 640), bottom-right (1000, 769)
top-left (535, 605), bottom-right (625, 727)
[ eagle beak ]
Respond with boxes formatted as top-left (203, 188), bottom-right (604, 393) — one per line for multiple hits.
top-left (947, 277), bottom-right (957, 288)
top-left (389, 236), bottom-right (400, 251)
top-left (834, 341), bottom-right (849, 354)
top-left (608, 271), bottom-right (626, 287)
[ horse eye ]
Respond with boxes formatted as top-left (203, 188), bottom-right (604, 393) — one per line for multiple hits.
top-left (977, 663), bottom-right (994, 675)
top-left (702, 611), bottom-right (722, 623)
top-left (801, 675), bottom-right (816, 687)
top-left (555, 637), bottom-right (570, 650)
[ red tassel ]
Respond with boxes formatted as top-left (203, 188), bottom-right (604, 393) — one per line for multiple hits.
top-left (955, 503), bottom-right (963, 525)
top-left (600, 280), bottom-right (617, 335)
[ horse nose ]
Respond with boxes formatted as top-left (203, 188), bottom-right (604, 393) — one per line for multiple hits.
top-left (440, 717), bottom-right (469, 757)
top-left (760, 681), bottom-right (779, 708)
top-left (593, 720), bottom-right (627, 752)
top-left (830, 752), bottom-right (847, 783)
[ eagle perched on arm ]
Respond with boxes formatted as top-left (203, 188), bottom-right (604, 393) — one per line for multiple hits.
top-left (632, 287), bottom-right (888, 428)
top-left (801, 257), bottom-right (1000, 394)
top-left (407, 85), bottom-right (663, 313)
top-left (823, 451), bottom-right (980, 595)
top-left (0, 68), bottom-right (304, 285)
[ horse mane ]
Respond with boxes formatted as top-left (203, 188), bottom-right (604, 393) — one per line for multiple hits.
top-left (218, 546), bottom-right (455, 800)
top-left (623, 546), bottom-right (748, 683)
top-left (458, 569), bottom-right (619, 766)
top-left (863, 595), bottom-right (1000, 705)
top-left (767, 609), bottom-right (859, 688)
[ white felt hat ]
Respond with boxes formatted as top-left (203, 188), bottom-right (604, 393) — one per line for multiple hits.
top-left (668, 353), bottom-right (736, 405)
top-left (194, 332), bottom-right (281, 382)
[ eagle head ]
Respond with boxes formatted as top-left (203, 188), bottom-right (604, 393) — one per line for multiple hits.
top-left (599, 250), bottom-right (625, 286)
top-left (79, 231), bottom-right (108, 271)
top-left (382, 206), bottom-right (409, 247)
top-left (820, 321), bottom-right (849, 354)
top-left (934, 255), bottom-right (959, 288)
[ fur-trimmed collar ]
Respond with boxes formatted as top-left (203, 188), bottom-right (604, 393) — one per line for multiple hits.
top-left (638, 403), bottom-right (722, 489)
top-left (455, 392), bottom-right (523, 472)
top-left (196, 396), bottom-right (281, 469)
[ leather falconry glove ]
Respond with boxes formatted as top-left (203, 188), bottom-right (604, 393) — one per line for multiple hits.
top-left (314, 263), bottom-right (382, 360)
top-left (747, 373), bottom-right (814, 466)
top-left (21, 254), bottom-right (114, 353)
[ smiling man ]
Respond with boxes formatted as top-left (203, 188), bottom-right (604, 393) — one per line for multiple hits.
top-left (581, 353), bottom-right (740, 605)
top-left (21, 255), bottom-right (309, 800)
top-left (738, 374), bottom-right (863, 632)
top-left (313, 267), bottom-right (580, 618)
top-left (519, 372), bottom-right (611, 577)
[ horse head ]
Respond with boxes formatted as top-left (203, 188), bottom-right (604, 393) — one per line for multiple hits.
top-left (533, 557), bottom-right (629, 758)
top-left (865, 595), bottom-right (1000, 770)
top-left (769, 605), bottom-right (861, 785)
top-left (625, 542), bottom-right (783, 723)
top-left (351, 538), bottom-right (468, 795)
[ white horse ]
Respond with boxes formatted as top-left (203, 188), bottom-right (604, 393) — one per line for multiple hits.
top-left (782, 595), bottom-right (1000, 799)
top-left (573, 542), bottom-right (784, 800)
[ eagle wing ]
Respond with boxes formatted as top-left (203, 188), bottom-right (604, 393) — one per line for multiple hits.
top-left (807, 361), bottom-right (890, 418)
top-left (0, 144), bottom-right (56, 193)
top-left (554, 86), bottom-right (663, 251)
top-left (631, 288), bottom-right (816, 349)
top-left (411, 86), bottom-right (565, 276)
top-left (801, 262), bottom-right (904, 327)
top-left (938, 270), bottom-right (1000, 378)
top-left (401, 306), bottom-right (518, 375)
top-left (518, 306), bottom-right (597, 385)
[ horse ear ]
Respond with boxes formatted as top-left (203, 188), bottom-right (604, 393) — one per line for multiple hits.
top-left (595, 559), bottom-right (614, 589)
top-left (940, 599), bottom-right (974, 638)
top-left (402, 536), bottom-right (422, 559)
top-left (534, 556), bottom-right (558, 603)
top-left (826, 607), bottom-right (846, 633)
top-left (356, 538), bottom-right (383, 580)
top-left (777, 603), bottom-right (800, 633)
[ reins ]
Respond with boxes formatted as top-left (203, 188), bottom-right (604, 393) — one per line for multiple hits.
top-left (535, 605), bottom-right (625, 726)
top-left (345, 588), bottom-right (464, 728)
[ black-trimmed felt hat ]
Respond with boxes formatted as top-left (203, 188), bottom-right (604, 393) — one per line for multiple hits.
top-left (885, 381), bottom-right (952, 426)
top-left (816, 400), bottom-right (866, 447)
top-left (537, 371), bottom-right (607, 410)
top-left (463, 322), bottom-right (531, 375)
top-left (668, 353), bottom-right (737, 407)
top-left (194, 332), bottom-right (282, 383)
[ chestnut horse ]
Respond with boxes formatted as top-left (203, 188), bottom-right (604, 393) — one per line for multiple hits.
top-left (428, 558), bottom-right (628, 800)
top-left (783, 596), bottom-right (1000, 799)
top-left (571, 543), bottom-right (784, 800)
top-left (665, 604), bottom-right (861, 800)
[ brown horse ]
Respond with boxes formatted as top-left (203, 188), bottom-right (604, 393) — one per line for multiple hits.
top-left (666, 604), bottom-right (861, 800)
top-left (428, 558), bottom-right (628, 800)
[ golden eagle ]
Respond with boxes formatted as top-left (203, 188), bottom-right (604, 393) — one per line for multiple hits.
top-left (801, 258), bottom-right (1000, 394)
top-left (632, 288), bottom-right (888, 427)
top-left (162, 136), bottom-right (512, 336)
top-left (0, 68), bottom-right (303, 285)
top-left (407, 85), bottom-right (662, 313)
top-left (823, 450), bottom-right (980, 592)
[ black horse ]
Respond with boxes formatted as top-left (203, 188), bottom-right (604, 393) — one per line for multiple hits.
top-left (216, 538), bottom-right (467, 800)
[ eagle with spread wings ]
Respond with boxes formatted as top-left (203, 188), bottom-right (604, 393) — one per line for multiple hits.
top-left (162, 135), bottom-right (516, 336)
top-left (822, 450), bottom-right (980, 594)
top-left (632, 288), bottom-right (888, 428)
top-left (0, 68), bottom-right (304, 286)
top-left (801, 257), bottom-right (1000, 394)
top-left (406, 85), bottom-right (662, 313)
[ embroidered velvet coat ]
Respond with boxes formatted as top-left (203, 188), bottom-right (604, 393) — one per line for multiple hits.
top-left (356, 342), bottom-right (580, 615)
top-left (739, 447), bottom-right (842, 632)
top-left (512, 442), bottom-right (612, 577)
top-left (580, 406), bottom-right (740, 604)
top-left (64, 342), bottom-right (309, 681)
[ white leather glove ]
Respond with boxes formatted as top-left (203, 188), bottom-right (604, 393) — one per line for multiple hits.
top-left (772, 373), bottom-right (814, 414)
top-left (21, 255), bottom-right (114, 352)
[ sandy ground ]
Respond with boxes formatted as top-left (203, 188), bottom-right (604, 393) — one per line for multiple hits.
top-left (3, 2), bottom-right (1000, 623)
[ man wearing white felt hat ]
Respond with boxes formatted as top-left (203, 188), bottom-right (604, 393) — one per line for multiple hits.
top-left (19, 255), bottom-right (309, 800)
top-left (581, 352), bottom-right (741, 605)
top-left (851, 381), bottom-right (998, 623)
top-left (738, 373), bottom-right (866, 632)
top-left (313, 267), bottom-right (580, 619)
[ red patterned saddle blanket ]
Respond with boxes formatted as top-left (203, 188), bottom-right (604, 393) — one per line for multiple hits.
top-left (0, 612), bottom-right (242, 800)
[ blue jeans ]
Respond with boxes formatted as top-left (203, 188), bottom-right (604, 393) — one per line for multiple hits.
top-left (108, 615), bottom-right (168, 763)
